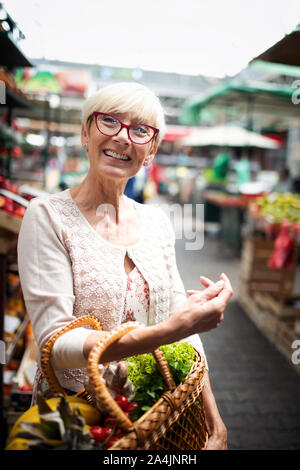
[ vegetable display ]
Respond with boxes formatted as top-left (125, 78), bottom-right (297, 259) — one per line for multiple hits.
top-left (256, 193), bottom-right (300, 224)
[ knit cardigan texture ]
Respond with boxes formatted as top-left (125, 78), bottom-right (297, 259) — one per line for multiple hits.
top-left (17, 189), bottom-right (206, 392)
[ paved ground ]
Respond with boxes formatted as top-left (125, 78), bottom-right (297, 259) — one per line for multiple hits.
top-left (172, 217), bottom-right (300, 450)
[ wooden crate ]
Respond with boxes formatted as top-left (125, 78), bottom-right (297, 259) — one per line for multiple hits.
top-left (0, 210), bottom-right (22, 234)
top-left (276, 322), bottom-right (299, 366)
top-left (253, 291), bottom-right (300, 320)
top-left (238, 282), bottom-right (280, 343)
top-left (240, 237), bottom-right (298, 296)
top-left (0, 228), bottom-right (18, 255)
top-left (237, 280), bottom-right (300, 374)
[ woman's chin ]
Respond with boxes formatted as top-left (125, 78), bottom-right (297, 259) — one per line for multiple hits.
top-left (93, 163), bottom-right (133, 181)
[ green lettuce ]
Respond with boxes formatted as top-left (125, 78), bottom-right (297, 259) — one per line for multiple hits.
top-left (125, 342), bottom-right (195, 418)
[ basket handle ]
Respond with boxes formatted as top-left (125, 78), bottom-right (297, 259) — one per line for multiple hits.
top-left (87, 321), bottom-right (177, 432)
top-left (40, 315), bottom-right (103, 396)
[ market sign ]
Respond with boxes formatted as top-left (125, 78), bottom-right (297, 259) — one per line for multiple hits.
top-left (15, 69), bottom-right (61, 94)
top-left (15, 68), bottom-right (91, 97)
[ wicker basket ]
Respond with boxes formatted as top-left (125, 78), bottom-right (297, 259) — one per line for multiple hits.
top-left (40, 316), bottom-right (208, 450)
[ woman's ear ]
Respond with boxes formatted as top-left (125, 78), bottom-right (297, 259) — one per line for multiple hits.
top-left (81, 124), bottom-right (88, 149)
top-left (147, 145), bottom-right (158, 164)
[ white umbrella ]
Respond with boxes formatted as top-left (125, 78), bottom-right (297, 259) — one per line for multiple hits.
top-left (179, 125), bottom-right (280, 149)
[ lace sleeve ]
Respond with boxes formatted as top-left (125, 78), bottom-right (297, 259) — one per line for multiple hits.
top-left (17, 197), bottom-right (91, 370)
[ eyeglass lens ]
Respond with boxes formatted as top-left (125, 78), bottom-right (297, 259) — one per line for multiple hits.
top-left (96, 114), bottom-right (155, 144)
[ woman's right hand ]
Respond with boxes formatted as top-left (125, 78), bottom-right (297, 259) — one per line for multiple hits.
top-left (165, 273), bottom-right (233, 341)
top-left (84, 273), bottom-right (233, 364)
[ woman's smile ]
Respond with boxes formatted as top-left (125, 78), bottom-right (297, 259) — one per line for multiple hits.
top-left (103, 149), bottom-right (131, 162)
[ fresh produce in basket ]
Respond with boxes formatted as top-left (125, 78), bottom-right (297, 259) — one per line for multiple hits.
top-left (6, 393), bottom-right (101, 450)
top-left (5, 392), bottom-right (139, 450)
top-left (124, 342), bottom-right (195, 419)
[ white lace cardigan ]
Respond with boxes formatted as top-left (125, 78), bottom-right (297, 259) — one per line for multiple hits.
top-left (17, 188), bottom-right (207, 392)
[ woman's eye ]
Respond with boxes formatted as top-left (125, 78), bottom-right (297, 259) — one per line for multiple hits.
top-left (133, 126), bottom-right (148, 134)
top-left (103, 117), bottom-right (118, 125)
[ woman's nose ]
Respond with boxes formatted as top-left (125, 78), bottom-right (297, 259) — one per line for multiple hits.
top-left (113, 126), bottom-right (130, 144)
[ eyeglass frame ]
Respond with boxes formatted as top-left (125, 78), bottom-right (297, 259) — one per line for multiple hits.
top-left (91, 111), bottom-right (159, 145)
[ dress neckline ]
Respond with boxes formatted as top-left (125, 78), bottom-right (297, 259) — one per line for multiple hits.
top-left (66, 188), bottom-right (144, 250)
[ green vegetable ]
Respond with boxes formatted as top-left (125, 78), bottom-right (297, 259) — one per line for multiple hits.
top-left (125, 342), bottom-right (195, 419)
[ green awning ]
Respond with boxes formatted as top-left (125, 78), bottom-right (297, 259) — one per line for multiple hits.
top-left (179, 80), bottom-right (298, 126)
top-left (251, 59), bottom-right (300, 79)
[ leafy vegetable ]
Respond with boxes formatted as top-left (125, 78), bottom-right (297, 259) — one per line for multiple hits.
top-left (125, 342), bottom-right (195, 418)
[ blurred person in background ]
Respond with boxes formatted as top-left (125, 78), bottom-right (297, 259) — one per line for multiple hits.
top-left (18, 82), bottom-right (233, 450)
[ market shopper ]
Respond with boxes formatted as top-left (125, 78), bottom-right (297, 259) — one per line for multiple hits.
top-left (17, 82), bottom-right (233, 450)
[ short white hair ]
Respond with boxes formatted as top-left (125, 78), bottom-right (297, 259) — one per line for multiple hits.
top-left (82, 82), bottom-right (166, 149)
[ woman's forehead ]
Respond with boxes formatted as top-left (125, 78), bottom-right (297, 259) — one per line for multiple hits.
top-left (100, 110), bottom-right (152, 125)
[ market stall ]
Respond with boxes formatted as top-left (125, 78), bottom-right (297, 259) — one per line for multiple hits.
top-left (237, 192), bottom-right (300, 372)
top-left (0, 6), bottom-right (39, 449)
top-left (201, 190), bottom-right (248, 253)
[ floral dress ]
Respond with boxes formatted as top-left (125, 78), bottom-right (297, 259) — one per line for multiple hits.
top-left (31, 266), bottom-right (150, 406)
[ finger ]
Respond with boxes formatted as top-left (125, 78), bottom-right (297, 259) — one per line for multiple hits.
top-left (200, 276), bottom-right (214, 288)
top-left (219, 273), bottom-right (234, 301)
top-left (193, 280), bottom-right (224, 301)
top-left (220, 272), bottom-right (233, 291)
top-left (187, 290), bottom-right (199, 296)
top-left (187, 277), bottom-right (214, 296)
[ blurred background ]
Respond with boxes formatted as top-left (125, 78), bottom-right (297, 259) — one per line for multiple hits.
top-left (1, 0), bottom-right (300, 450)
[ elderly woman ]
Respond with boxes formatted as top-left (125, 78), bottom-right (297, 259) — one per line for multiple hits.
top-left (17, 82), bottom-right (233, 450)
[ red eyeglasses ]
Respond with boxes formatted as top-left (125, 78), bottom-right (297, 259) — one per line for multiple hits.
top-left (92, 112), bottom-right (159, 145)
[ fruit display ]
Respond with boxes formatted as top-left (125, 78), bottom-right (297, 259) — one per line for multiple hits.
top-left (0, 177), bottom-right (28, 219)
top-left (254, 192), bottom-right (300, 225)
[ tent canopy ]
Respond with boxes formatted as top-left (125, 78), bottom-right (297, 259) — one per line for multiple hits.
top-left (179, 80), bottom-right (299, 126)
top-left (178, 124), bottom-right (281, 149)
top-left (253, 24), bottom-right (300, 67)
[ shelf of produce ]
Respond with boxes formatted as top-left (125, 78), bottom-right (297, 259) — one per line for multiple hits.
top-left (5, 315), bottom-right (29, 365)
top-left (5, 87), bottom-right (31, 109)
top-left (0, 210), bottom-right (22, 235)
top-left (0, 31), bottom-right (33, 68)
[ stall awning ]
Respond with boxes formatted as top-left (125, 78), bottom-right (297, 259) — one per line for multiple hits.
top-left (253, 24), bottom-right (300, 67)
top-left (179, 80), bottom-right (298, 126)
top-left (178, 125), bottom-right (280, 149)
top-left (162, 125), bottom-right (192, 142)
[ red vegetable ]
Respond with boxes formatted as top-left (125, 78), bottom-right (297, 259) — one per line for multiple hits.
top-left (268, 225), bottom-right (295, 270)
top-left (127, 402), bottom-right (138, 413)
top-left (106, 435), bottom-right (121, 449)
top-left (114, 395), bottom-right (129, 411)
top-left (104, 416), bottom-right (116, 428)
top-left (20, 385), bottom-right (32, 391)
top-left (14, 206), bottom-right (26, 218)
top-left (90, 426), bottom-right (112, 443)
